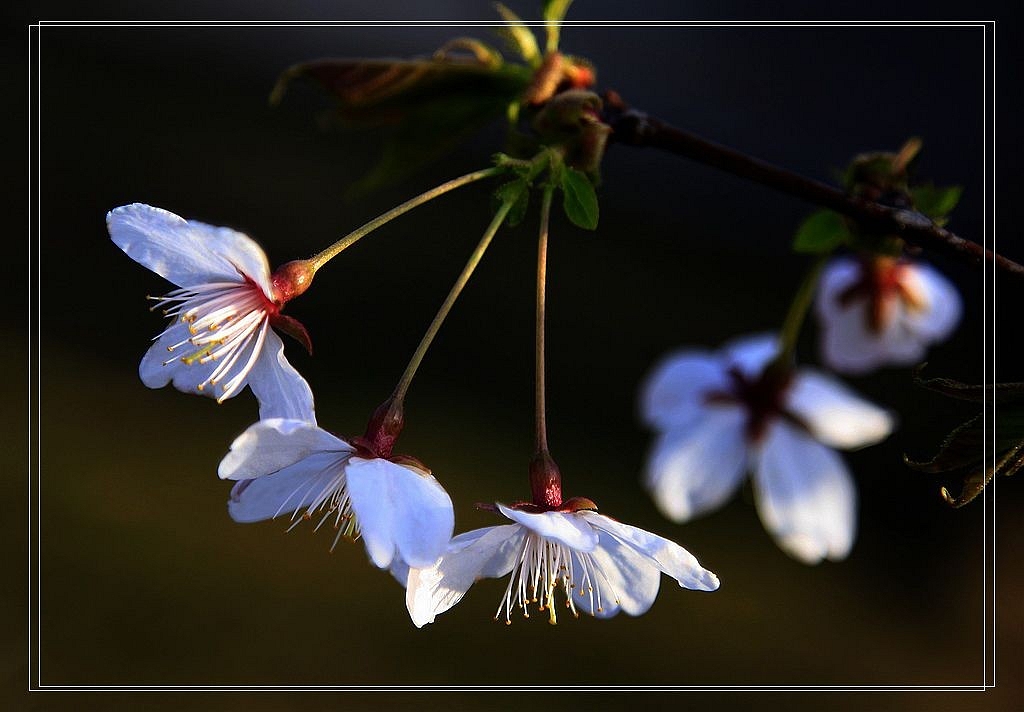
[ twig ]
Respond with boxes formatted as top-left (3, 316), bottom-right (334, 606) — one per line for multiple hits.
top-left (602, 91), bottom-right (1024, 278)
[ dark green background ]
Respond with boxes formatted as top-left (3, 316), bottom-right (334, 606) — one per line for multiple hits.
top-left (10, 1), bottom-right (1023, 709)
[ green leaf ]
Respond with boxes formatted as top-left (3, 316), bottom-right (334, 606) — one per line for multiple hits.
top-left (272, 56), bottom-right (532, 194)
top-left (560, 167), bottom-right (599, 230)
top-left (494, 3), bottom-right (542, 67)
top-left (495, 180), bottom-right (530, 227)
top-left (912, 367), bottom-right (1024, 404)
top-left (911, 184), bottom-right (963, 225)
top-left (906, 376), bottom-right (1024, 507)
top-left (792, 210), bottom-right (848, 254)
top-left (542, 0), bottom-right (574, 52)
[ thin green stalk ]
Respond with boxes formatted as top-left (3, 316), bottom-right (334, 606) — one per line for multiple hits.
top-left (309, 166), bottom-right (504, 272)
top-left (389, 199), bottom-right (517, 409)
top-left (535, 184), bottom-right (555, 455)
top-left (774, 256), bottom-right (827, 368)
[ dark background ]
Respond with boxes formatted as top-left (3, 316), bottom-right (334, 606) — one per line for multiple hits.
top-left (7, 0), bottom-right (1023, 709)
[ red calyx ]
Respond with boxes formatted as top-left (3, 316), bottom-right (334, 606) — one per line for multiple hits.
top-left (529, 450), bottom-right (563, 509)
top-left (270, 259), bottom-right (316, 306)
top-left (356, 398), bottom-right (406, 461)
top-left (349, 402), bottom-right (431, 474)
top-left (498, 496), bottom-right (599, 515)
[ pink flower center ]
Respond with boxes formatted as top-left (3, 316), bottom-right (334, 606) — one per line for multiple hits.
top-left (839, 257), bottom-right (926, 334)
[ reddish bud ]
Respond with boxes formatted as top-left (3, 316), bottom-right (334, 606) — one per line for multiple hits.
top-left (270, 259), bottom-right (316, 305)
top-left (529, 451), bottom-right (563, 509)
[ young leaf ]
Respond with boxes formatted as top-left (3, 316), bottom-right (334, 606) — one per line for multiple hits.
top-left (494, 3), bottom-right (542, 68)
top-left (272, 56), bottom-right (532, 193)
top-left (560, 167), bottom-right (599, 230)
top-left (911, 184), bottom-right (963, 224)
top-left (542, 0), bottom-right (574, 52)
top-left (495, 180), bottom-right (530, 227)
top-left (792, 210), bottom-right (848, 254)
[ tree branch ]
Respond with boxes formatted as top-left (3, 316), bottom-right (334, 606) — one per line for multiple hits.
top-left (602, 91), bottom-right (1024, 279)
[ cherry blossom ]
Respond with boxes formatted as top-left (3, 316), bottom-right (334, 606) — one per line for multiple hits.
top-left (406, 502), bottom-right (719, 626)
top-left (815, 256), bottom-right (961, 374)
top-left (108, 203), bottom-right (315, 420)
top-left (642, 334), bottom-right (894, 564)
top-left (219, 418), bottom-right (454, 570)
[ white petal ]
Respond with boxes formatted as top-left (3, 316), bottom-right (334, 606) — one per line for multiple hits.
top-left (572, 530), bottom-right (661, 618)
top-left (406, 525), bottom-right (525, 627)
top-left (645, 405), bottom-right (749, 522)
top-left (389, 559), bottom-right (410, 588)
top-left (786, 370), bottom-right (895, 450)
top-left (753, 421), bottom-right (857, 564)
top-left (902, 264), bottom-right (962, 340)
top-left (815, 258), bottom-right (861, 318)
top-left (218, 418), bottom-right (350, 480)
top-left (227, 452), bottom-right (346, 523)
top-left (722, 333), bottom-right (779, 378)
top-left (247, 330), bottom-right (316, 423)
top-left (640, 350), bottom-right (729, 429)
top-left (107, 204), bottom-right (272, 293)
top-left (346, 458), bottom-right (455, 570)
top-left (496, 504), bottom-right (598, 552)
top-left (582, 512), bottom-right (721, 592)
top-left (819, 296), bottom-right (876, 374)
top-left (138, 320), bottom-right (238, 397)
top-left (815, 259), bottom-right (958, 374)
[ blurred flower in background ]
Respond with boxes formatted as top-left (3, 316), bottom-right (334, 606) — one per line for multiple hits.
top-left (641, 334), bottom-right (894, 564)
top-left (815, 256), bottom-right (962, 375)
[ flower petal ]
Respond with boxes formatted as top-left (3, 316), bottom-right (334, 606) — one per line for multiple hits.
top-left (815, 258), bottom-right (861, 315)
top-left (346, 458), bottom-right (455, 570)
top-left (247, 330), bottom-right (316, 422)
top-left (902, 263), bottom-right (962, 340)
top-left (218, 418), bottom-right (350, 480)
top-left (227, 452), bottom-right (347, 523)
top-left (640, 350), bottom-right (729, 429)
top-left (496, 504), bottom-right (598, 552)
top-left (406, 525), bottom-right (525, 627)
top-left (582, 512), bottom-right (721, 592)
top-left (644, 405), bottom-right (749, 522)
top-left (786, 370), bottom-right (895, 450)
top-left (107, 204), bottom-right (272, 292)
top-left (722, 333), bottom-right (779, 378)
top-left (572, 530), bottom-right (662, 618)
top-left (818, 296), bottom-right (900, 374)
top-left (139, 319), bottom-right (225, 395)
top-left (753, 421), bottom-right (857, 564)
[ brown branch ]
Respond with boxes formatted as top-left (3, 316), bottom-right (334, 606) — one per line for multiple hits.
top-left (602, 91), bottom-right (1024, 279)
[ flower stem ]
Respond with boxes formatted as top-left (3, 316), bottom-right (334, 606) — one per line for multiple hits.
top-left (773, 256), bottom-right (827, 369)
top-left (535, 184), bottom-right (554, 455)
top-left (530, 184), bottom-right (563, 509)
top-left (603, 91), bottom-right (1024, 279)
top-left (308, 166), bottom-right (505, 272)
top-left (388, 198), bottom-right (517, 413)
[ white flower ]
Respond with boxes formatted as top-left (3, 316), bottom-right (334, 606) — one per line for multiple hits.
top-left (108, 203), bottom-right (315, 421)
top-left (219, 418), bottom-right (455, 570)
top-left (815, 256), bottom-right (961, 375)
top-left (641, 334), bottom-right (895, 564)
top-left (405, 502), bottom-right (719, 627)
